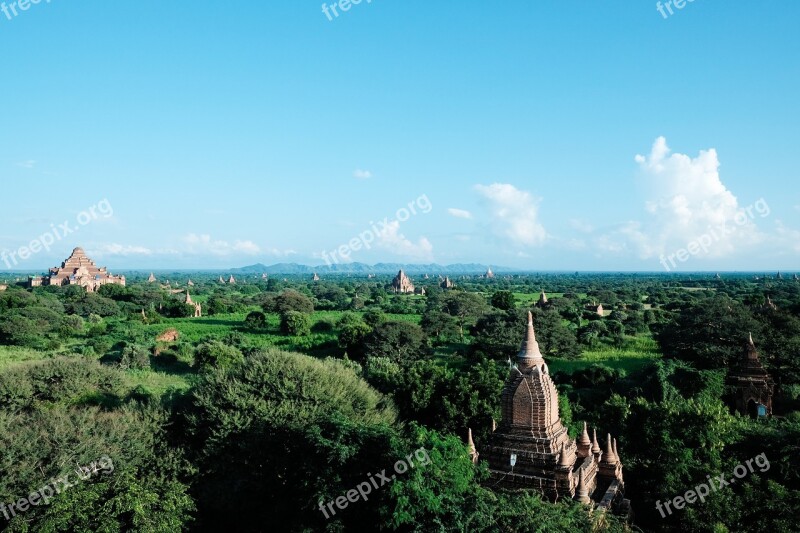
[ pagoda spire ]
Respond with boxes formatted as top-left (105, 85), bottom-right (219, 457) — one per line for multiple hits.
top-left (591, 428), bottom-right (601, 455)
top-left (518, 311), bottom-right (544, 367)
top-left (746, 333), bottom-right (760, 361)
top-left (579, 421), bottom-right (591, 446)
top-left (602, 434), bottom-right (618, 465)
top-left (467, 428), bottom-right (479, 464)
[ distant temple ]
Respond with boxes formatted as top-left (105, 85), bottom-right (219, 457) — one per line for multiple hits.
top-left (728, 334), bottom-right (774, 418)
top-left (29, 247), bottom-right (125, 292)
top-left (147, 272), bottom-right (157, 283)
top-left (228, 275), bottom-right (236, 285)
top-left (486, 267), bottom-right (495, 279)
top-left (440, 276), bottom-right (455, 290)
top-left (312, 273), bottom-right (320, 282)
top-left (761, 296), bottom-right (778, 312)
top-left (536, 290), bottom-right (550, 309)
top-left (479, 312), bottom-right (630, 514)
top-left (391, 270), bottom-right (415, 294)
top-left (185, 291), bottom-right (202, 318)
top-left (586, 303), bottom-right (604, 316)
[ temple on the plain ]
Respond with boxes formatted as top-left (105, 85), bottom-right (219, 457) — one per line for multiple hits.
top-left (29, 247), bottom-right (125, 292)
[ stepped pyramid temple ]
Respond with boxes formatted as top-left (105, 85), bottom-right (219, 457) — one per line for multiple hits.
top-left (391, 270), bottom-right (415, 294)
top-left (29, 247), bottom-right (125, 292)
top-left (479, 312), bottom-right (630, 514)
top-left (728, 334), bottom-right (774, 418)
top-left (486, 267), bottom-right (495, 279)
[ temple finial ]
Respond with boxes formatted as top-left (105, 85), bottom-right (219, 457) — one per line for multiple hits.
top-left (603, 434), bottom-right (618, 465)
top-left (518, 311), bottom-right (544, 362)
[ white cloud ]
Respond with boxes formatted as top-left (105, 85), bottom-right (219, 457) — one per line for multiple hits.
top-left (184, 234), bottom-right (261, 256)
top-left (570, 219), bottom-right (595, 234)
top-left (374, 220), bottom-right (434, 260)
top-left (353, 169), bottom-right (373, 179)
top-left (447, 208), bottom-right (473, 219)
top-left (16, 160), bottom-right (36, 169)
top-left (474, 183), bottom-right (547, 246)
top-left (598, 137), bottom-right (764, 260)
top-left (88, 244), bottom-right (153, 256)
top-left (266, 248), bottom-right (297, 257)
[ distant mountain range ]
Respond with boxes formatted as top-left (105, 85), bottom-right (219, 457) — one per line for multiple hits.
top-left (231, 262), bottom-right (513, 275)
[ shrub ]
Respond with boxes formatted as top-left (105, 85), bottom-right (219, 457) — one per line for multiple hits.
top-left (281, 311), bottom-right (311, 336)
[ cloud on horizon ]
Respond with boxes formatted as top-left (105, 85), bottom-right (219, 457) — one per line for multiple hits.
top-left (474, 183), bottom-right (547, 247)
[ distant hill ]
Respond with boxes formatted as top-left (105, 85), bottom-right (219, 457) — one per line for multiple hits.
top-left (231, 262), bottom-right (513, 275)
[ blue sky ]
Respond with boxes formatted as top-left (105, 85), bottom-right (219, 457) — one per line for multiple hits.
top-left (1, 1), bottom-right (798, 271)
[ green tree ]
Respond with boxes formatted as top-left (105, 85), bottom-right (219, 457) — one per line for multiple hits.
top-left (490, 290), bottom-right (516, 311)
top-left (271, 289), bottom-right (314, 314)
top-left (186, 349), bottom-right (397, 531)
top-left (440, 291), bottom-right (490, 341)
top-left (363, 321), bottom-right (427, 363)
top-left (243, 310), bottom-right (267, 329)
top-left (281, 310), bottom-right (311, 336)
top-left (194, 340), bottom-right (244, 370)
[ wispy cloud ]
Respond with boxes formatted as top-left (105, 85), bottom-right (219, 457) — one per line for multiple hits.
top-left (353, 169), bottom-right (373, 180)
top-left (16, 160), bottom-right (36, 169)
top-left (266, 248), bottom-right (297, 257)
top-left (88, 244), bottom-right (153, 257)
top-left (570, 219), bottom-right (594, 234)
top-left (447, 208), bottom-right (473, 219)
top-left (184, 234), bottom-right (261, 256)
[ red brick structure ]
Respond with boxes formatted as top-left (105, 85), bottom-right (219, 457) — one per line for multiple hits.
top-left (728, 334), bottom-right (774, 418)
top-left (479, 312), bottom-right (629, 514)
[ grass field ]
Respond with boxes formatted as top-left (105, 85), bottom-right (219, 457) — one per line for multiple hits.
top-left (0, 345), bottom-right (50, 370)
top-left (548, 335), bottom-right (662, 374)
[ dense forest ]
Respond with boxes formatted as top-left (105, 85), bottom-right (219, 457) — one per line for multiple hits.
top-left (0, 271), bottom-right (798, 532)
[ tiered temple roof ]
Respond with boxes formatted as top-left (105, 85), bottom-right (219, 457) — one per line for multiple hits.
top-left (391, 270), bottom-right (415, 294)
top-left (29, 247), bottom-right (125, 292)
top-left (479, 312), bottom-right (629, 514)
